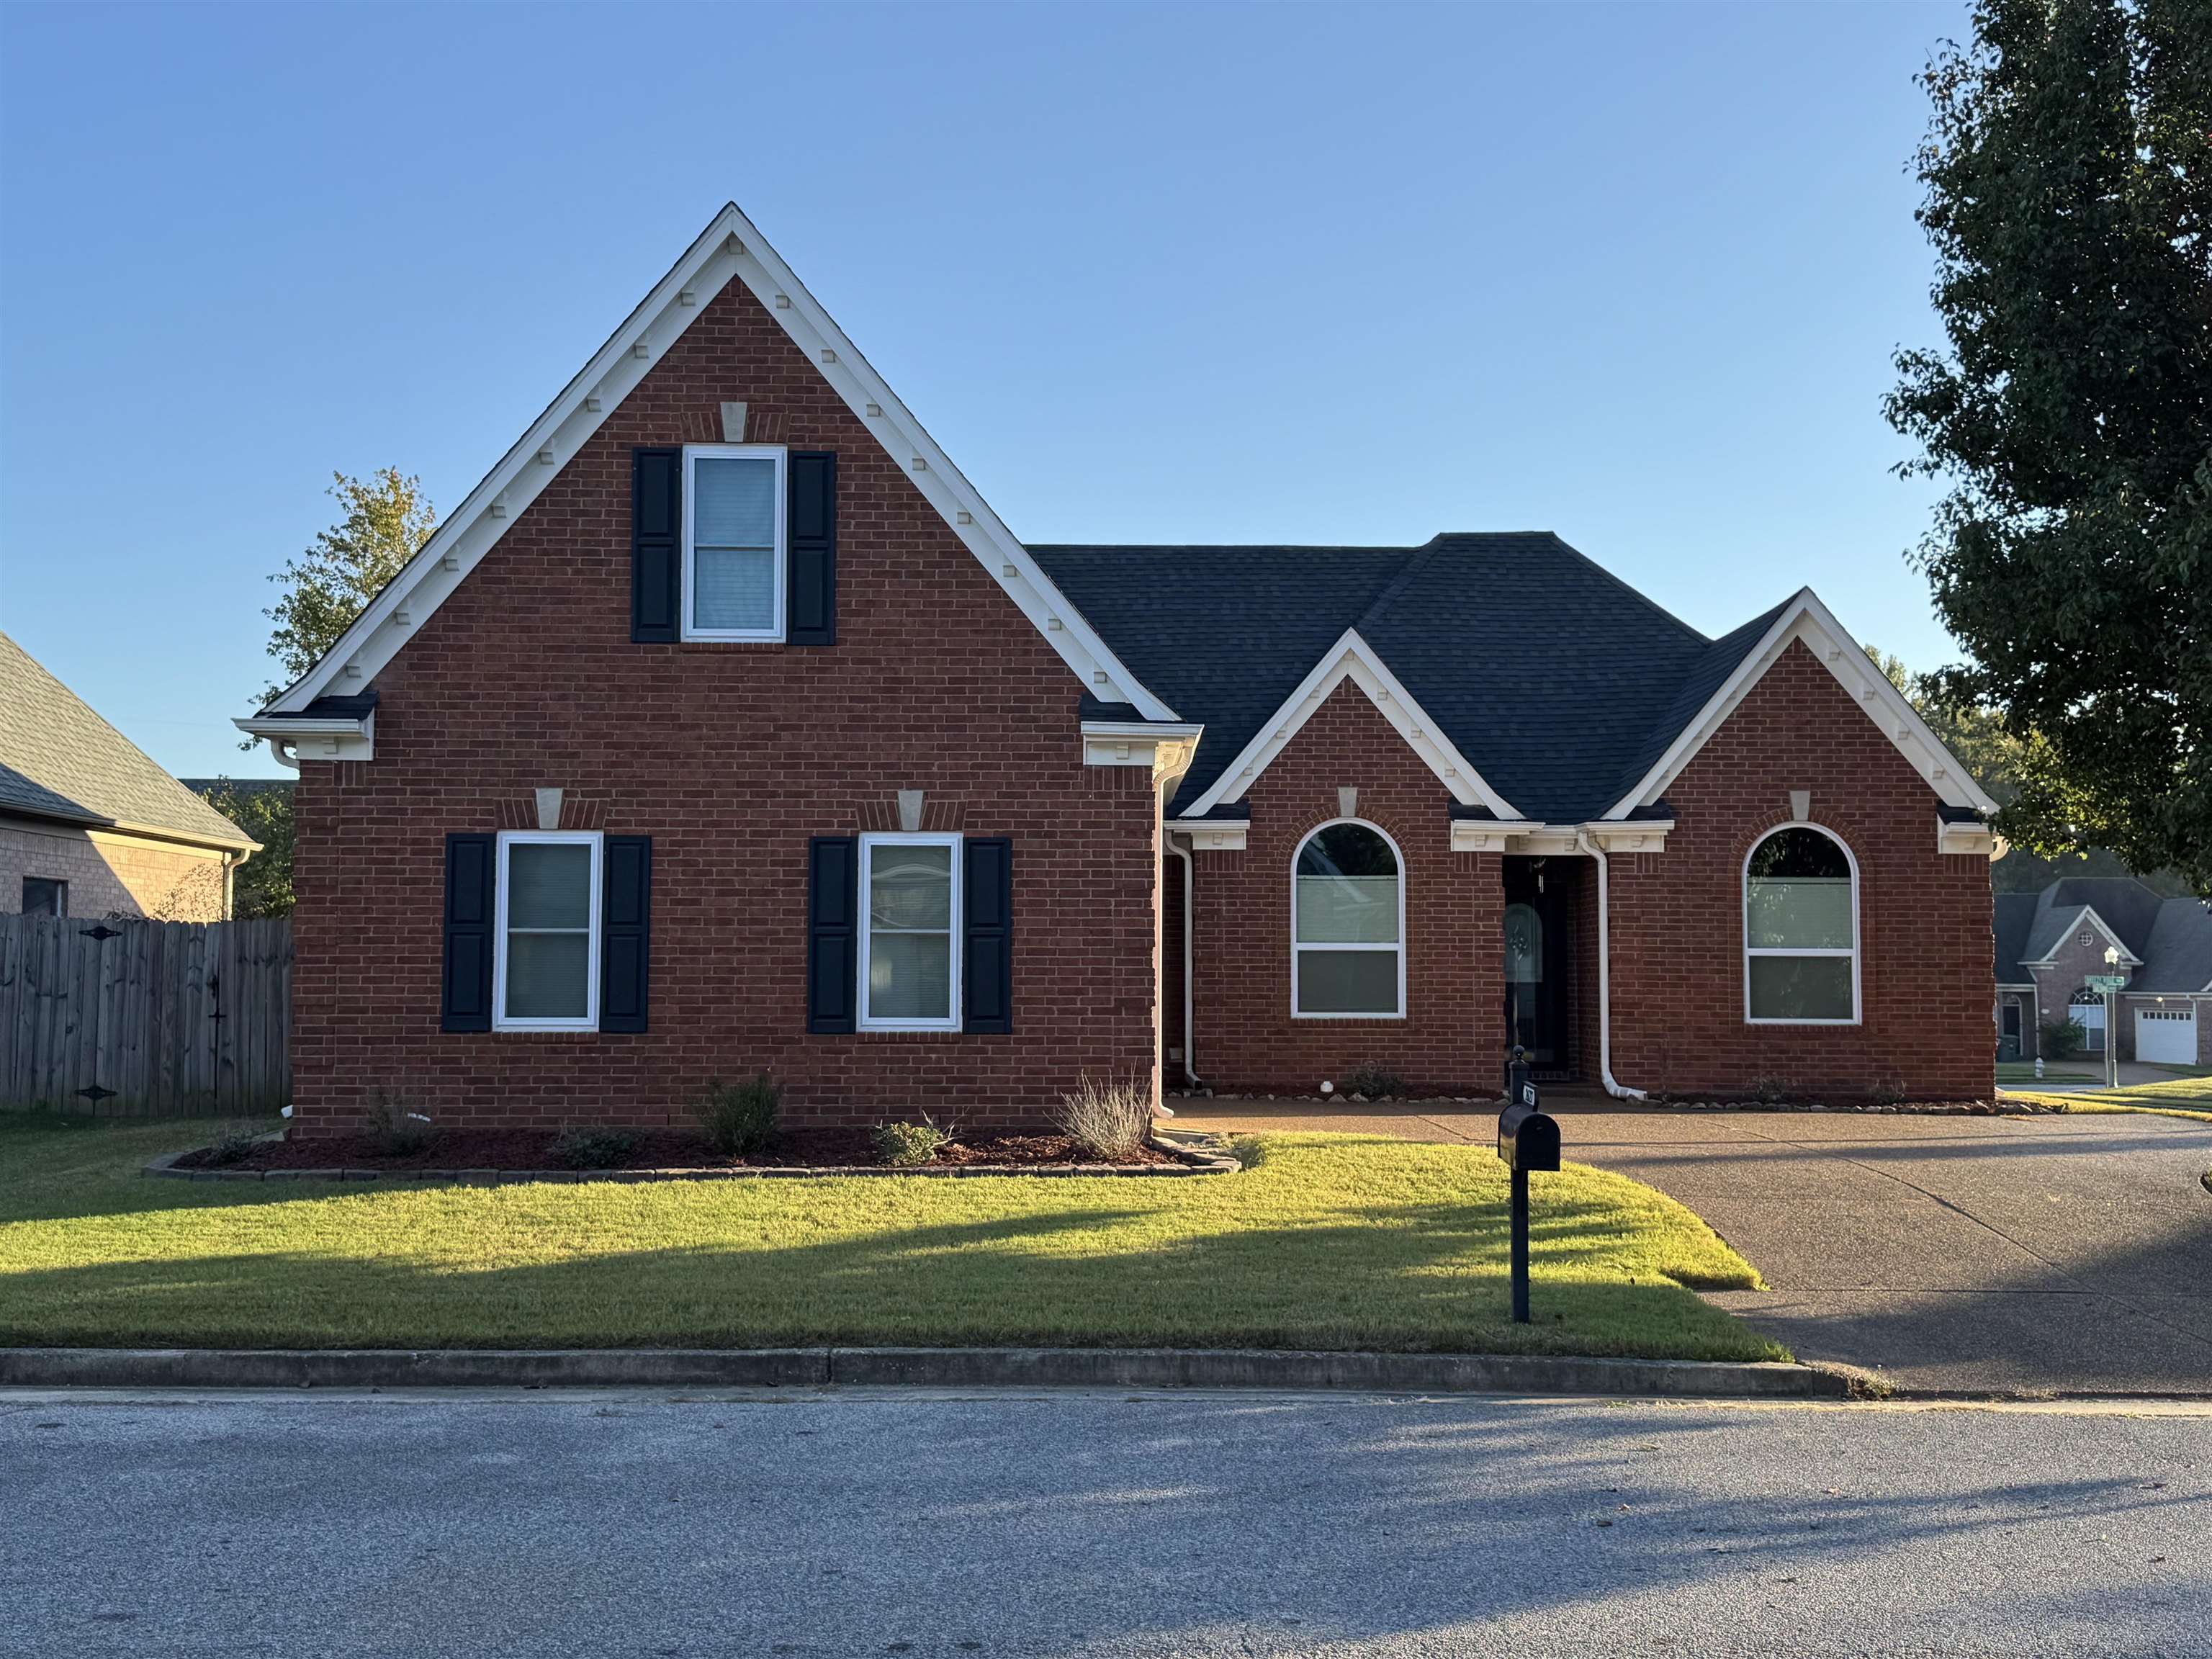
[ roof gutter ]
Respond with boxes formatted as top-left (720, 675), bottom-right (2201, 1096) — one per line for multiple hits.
top-left (1574, 829), bottom-right (1648, 1102)
top-left (234, 711), bottom-right (372, 765)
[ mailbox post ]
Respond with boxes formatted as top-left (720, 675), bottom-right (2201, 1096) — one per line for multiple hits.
top-left (1496, 1045), bottom-right (1561, 1324)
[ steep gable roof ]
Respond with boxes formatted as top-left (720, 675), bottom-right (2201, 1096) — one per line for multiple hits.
top-left (253, 204), bottom-right (1172, 727)
top-left (2135, 895), bottom-right (2212, 993)
top-left (1033, 535), bottom-right (1945, 824)
top-left (0, 632), bottom-right (256, 851)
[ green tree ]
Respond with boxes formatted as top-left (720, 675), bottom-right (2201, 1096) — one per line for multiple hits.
top-left (255, 469), bottom-right (436, 711)
top-left (1885, 0), bottom-right (2212, 894)
top-left (191, 780), bottom-right (296, 918)
top-left (1868, 644), bottom-right (2194, 894)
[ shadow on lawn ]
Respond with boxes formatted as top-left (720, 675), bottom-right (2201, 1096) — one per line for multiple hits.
top-left (0, 1195), bottom-right (1767, 1358)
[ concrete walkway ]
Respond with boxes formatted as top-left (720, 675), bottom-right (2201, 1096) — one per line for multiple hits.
top-left (1173, 1099), bottom-right (2212, 1395)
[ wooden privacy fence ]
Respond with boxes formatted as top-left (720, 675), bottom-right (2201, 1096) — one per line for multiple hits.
top-left (0, 914), bottom-right (291, 1116)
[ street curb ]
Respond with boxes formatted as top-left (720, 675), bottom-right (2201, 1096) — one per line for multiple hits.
top-left (0, 1346), bottom-right (1850, 1398)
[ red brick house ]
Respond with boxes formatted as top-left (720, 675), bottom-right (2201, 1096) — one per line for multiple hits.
top-left (241, 204), bottom-right (2001, 1136)
top-left (1995, 878), bottom-right (2212, 1066)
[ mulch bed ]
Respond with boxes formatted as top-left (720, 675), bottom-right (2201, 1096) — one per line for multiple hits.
top-left (174, 1127), bottom-right (1182, 1174)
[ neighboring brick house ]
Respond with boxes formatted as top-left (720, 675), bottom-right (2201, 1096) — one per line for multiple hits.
top-left (1995, 878), bottom-right (2212, 1066)
top-left (1, 632), bottom-right (259, 921)
top-left (240, 204), bottom-right (2002, 1136)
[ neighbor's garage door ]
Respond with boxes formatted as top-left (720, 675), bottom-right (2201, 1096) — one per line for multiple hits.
top-left (2135, 1006), bottom-right (2198, 1065)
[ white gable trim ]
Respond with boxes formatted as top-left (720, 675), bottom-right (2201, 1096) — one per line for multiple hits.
top-left (1603, 588), bottom-right (2000, 821)
top-left (1179, 629), bottom-right (1519, 819)
top-left (264, 204), bottom-right (1174, 722)
top-left (2023, 905), bottom-right (2144, 968)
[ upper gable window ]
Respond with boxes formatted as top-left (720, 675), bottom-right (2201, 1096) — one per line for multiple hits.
top-left (683, 445), bottom-right (786, 641)
top-left (1743, 824), bottom-right (1857, 1024)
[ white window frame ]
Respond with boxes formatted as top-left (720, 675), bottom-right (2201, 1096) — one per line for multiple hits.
top-left (1743, 821), bottom-right (1860, 1026)
top-left (858, 831), bottom-right (963, 1033)
top-left (492, 830), bottom-right (603, 1033)
top-left (1290, 817), bottom-right (1406, 1021)
top-left (681, 443), bottom-right (787, 642)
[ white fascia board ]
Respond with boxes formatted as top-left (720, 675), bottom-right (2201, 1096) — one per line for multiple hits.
top-left (1603, 589), bottom-right (2001, 821)
top-left (267, 204), bottom-right (1174, 722)
top-left (1450, 819), bottom-right (1671, 855)
top-left (233, 711), bottom-right (374, 762)
top-left (2022, 904), bottom-right (2143, 967)
top-left (1170, 818), bottom-right (1249, 852)
top-left (1179, 629), bottom-right (1518, 819)
top-left (1079, 720), bottom-right (1204, 791)
top-left (1938, 816), bottom-right (1998, 857)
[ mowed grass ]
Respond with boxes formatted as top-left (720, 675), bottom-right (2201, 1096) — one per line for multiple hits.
top-left (0, 1115), bottom-right (1780, 1360)
top-left (2003, 1072), bottom-right (2212, 1123)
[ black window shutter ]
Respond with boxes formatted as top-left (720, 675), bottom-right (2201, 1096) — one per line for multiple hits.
top-left (441, 833), bottom-right (496, 1032)
top-left (601, 835), bottom-right (652, 1034)
top-left (963, 837), bottom-right (1013, 1035)
top-left (631, 446), bottom-right (682, 643)
top-left (807, 836), bottom-right (859, 1033)
top-left (787, 451), bottom-right (837, 646)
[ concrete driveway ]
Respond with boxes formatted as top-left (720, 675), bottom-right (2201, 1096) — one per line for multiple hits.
top-left (1173, 1100), bottom-right (2212, 1395)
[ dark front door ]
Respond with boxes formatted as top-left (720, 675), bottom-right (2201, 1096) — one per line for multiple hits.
top-left (1999, 999), bottom-right (2022, 1061)
top-left (1502, 858), bottom-right (1567, 1069)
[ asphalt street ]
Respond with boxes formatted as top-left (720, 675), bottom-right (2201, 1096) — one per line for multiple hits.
top-left (3, 1388), bottom-right (2206, 1658)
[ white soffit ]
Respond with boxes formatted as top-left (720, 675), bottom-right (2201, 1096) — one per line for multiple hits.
top-left (266, 203), bottom-right (1174, 721)
top-left (1179, 629), bottom-right (1519, 819)
top-left (1604, 589), bottom-right (2002, 820)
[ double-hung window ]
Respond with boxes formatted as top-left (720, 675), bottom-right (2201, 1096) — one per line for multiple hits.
top-left (1292, 821), bottom-right (1405, 1018)
top-left (683, 445), bottom-right (786, 641)
top-left (493, 831), bottom-right (602, 1031)
top-left (1743, 824), bottom-right (1858, 1023)
top-left (858, 832), bottom-right (961, 1031)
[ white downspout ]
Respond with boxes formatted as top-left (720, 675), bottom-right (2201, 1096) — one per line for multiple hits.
top-left (1166, 835), bottom-right (1198, 1089)
top-left (1575, 830), bottom-right (1648, 1102)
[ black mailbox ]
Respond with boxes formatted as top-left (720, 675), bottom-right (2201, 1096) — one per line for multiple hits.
top-left (1496, 1100), bottom-right (1560, 1172)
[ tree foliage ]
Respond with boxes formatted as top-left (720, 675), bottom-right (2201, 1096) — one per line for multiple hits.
top-left (1886, 0), bottom-right (2212, 894)
top-left (256, 469), bottom-right (436, 710)
top-left (192, 781), bottom-right (295, 918)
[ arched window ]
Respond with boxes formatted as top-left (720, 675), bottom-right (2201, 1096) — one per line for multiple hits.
top-left (1292, 821), bottom-right (1403, 1018)
top-left (1744, 824), bottom-right (1858, 1023)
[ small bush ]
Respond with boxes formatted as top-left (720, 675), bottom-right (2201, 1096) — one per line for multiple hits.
top-left (1056, 1074), bottom-right (1154, 1161)
top-left (1228, 1135), bottom-right (1267, 1171)
top-left (1339, 1063), bottom-right (1407, 1100)
top-left (363, 1090), bottom-right (434, 1154)
top-left (202, 1123), bottom-right (265, 1166)
top-left (694, 1074), bottom-right (780, 1157)
top-left (1868, 1076), bottom-right (1907, 1107)
top-left (2040, 1018), bottom-right (2087, 1060)
top-left (1749, 1074), bottom-right (1790, 1106)
top-left (549, 1127), bottom-right (638, 1169)
top-left (872, 1120), bottom-right (948, 1167)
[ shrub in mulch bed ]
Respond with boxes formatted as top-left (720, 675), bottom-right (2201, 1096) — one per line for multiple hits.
top-left (171, 1125), bottom-right (1183, 1174)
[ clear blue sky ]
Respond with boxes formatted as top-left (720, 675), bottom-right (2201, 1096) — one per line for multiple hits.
top-left (1, 1), bottom-right (1970, 779)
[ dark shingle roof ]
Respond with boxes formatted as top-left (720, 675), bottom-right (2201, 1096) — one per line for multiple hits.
top-left (1994, 892), bottom-right (2040, 984)
top-left (1033, 534), bottom-right (1780, 821)
top-left (2135, 896), bottom-right (2212, 993)
top-left (0, 631), bottom-right (256, 850)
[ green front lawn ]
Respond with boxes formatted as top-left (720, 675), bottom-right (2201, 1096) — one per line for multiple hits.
top-left (0, 1115), bottom-right (1779, 1360)
top-left (2001, 1072), bottom-right (2212, 1123)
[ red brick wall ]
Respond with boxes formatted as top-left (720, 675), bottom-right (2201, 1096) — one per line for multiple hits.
top-left (1186, 680), bottom-right (1504, 1097)
top-left (1606, 639), bottom-right (1995, 1100)
top-left (289, 278), bottom-right (1159, 1137)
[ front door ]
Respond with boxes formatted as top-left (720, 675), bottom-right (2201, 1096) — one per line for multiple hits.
top-left (1502, 858), bottom-right (1566, 1068)
top-left (1999, 999), bottom-right (2022, 1061)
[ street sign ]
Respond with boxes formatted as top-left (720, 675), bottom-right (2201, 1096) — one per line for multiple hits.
top-left (2087, 974), bottom-right (2129, 992)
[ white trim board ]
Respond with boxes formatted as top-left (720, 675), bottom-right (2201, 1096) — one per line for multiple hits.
top-left (1604, 589), bottom-right (2000, 822)
top-left (259, 203), bottom-right (1174, 726)
top-left (1179, 629), bottom-right (1519, 819)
